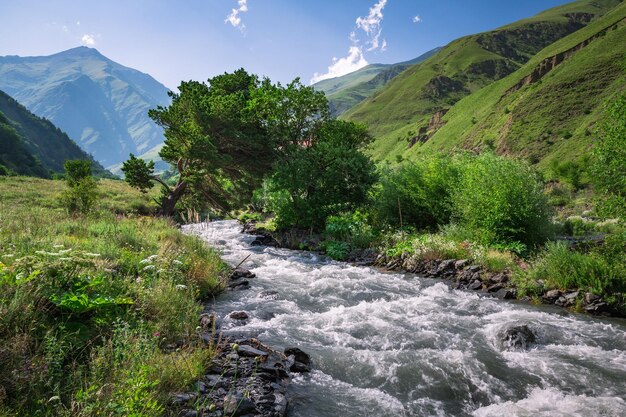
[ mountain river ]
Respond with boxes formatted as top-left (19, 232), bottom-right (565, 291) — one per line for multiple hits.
top-left (183, 220), bottom-right (626, 417)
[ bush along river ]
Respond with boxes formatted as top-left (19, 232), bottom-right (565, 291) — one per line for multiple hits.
top-left (183, 220), bottom-right (626, 417)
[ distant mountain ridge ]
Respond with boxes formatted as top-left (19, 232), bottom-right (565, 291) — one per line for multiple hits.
top-left (313, 47), bottom-right (441, 116)
top-left (0, 47), bottom-right (170, 170)
top-left (0, 89), bottom-right (109, 177)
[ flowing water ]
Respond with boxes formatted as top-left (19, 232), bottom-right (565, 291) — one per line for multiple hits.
top-left (184, 221), bottom-right (626, 417)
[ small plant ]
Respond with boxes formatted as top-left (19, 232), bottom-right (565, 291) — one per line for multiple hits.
top-left (323, 241), bottom-right (351, 261)
top-left (61, 160), bottom-right (97, 214)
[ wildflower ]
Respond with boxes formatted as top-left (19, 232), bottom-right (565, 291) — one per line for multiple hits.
top-left (142, 265), bottom-right (156, 272)
top-left (140, 254), bottom-right (159, 264)
top-left (175, 284), bottom-right (188, 290)
top-left (83, 252), bottom-right (101, 257)
top-left (153, 332), bottom-right (161, 338)
top-left (172, 259), bottom-right (183, 266)
top-left (52, 244), bottom-right (64, 249)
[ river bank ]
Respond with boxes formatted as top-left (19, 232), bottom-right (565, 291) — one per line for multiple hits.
top-left (241, 220), bottom-right (622, 318)
top-left (183, 220), bottom-right (626, 417)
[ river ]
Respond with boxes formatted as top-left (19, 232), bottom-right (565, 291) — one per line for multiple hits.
top-left (183, 220), bottom-right (626, 417)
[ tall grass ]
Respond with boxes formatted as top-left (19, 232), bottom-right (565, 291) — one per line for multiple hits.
top-left (0, 177), bottom-right (227, 415)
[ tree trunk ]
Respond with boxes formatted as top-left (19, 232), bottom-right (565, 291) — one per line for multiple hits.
top-left (159, 180), bottom-right (187, 217)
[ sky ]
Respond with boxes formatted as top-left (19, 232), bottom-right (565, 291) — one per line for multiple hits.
top-left (0, 0), bottom-right (575, 90)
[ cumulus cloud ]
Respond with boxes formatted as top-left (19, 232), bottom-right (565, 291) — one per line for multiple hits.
top-left (225, 0), bottom-right (248, 31)
top-left (310, 0), bottom-right (389, 84)
top-left (310, 46), bottom-right (368, 84)
top-left (413, 15), bottom-right (422, 23)
top-left (356, 0), bottom-right (387, 51)
top-left (81, 34), bottom-right (96, 46)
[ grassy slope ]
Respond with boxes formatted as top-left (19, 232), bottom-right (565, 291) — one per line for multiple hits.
top-left (418, 2), bottom-right (626, 175)
top-left (344, 0), bottom-right (622, 161)
top-left (0, 90), bottom-right (111, 177)
top-left (0, 177), bottom-right (227, 416)
top-left (313, 64), bottom-right (389, 96)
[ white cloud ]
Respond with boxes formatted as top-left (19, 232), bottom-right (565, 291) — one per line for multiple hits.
top-left (310, 46), bottom-right (368, 84)
top-left (62, 25), bottom-right (69, 33)
top-left (413, 15), bottom-right (422, 23)
top-left (225, 0), bottom-right (248, 31)
top-left (81, 34), bottom-right (96, 46)
top-left (76, 21), bottom-right (80, 26)
top-left (311, 0), bottom-right (389, 84)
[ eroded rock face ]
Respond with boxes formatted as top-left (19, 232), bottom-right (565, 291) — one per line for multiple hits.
top-left (497, 325), bottom-right (537, 351)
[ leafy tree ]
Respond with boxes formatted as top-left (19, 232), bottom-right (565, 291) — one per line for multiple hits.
top-left (592, 94), bottom-right (626, 218)
top-left (259, 120), bottom-right (377, 230)
top-left (123, 69), bottom-right (275, 216)
top-left (61, 159), bottom-right (97, 214)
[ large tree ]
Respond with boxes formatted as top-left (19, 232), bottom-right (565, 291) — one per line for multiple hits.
top-left (122, 69), bottom-right (275, 216)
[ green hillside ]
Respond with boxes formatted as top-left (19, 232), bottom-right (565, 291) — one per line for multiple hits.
top-left (0, 90), bottom-right (109, 177)
top-left (405, 1), bottom-right (626, 176)
top-left (344, 0), bottom-right (622, 160)
top-left (316, 48), bottom-right (441, 116)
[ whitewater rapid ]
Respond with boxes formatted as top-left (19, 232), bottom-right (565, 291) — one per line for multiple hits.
top-left (184, 220), bottom-right (626, 417)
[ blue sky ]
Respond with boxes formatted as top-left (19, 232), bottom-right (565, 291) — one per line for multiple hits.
top-left (0, 0), bottom-right (574, 89)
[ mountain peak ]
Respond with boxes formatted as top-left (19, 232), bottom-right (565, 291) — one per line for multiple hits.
top-left (57, 46), bottom-right (105, 59)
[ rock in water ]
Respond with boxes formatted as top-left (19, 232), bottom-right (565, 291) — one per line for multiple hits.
top-left (497, 325), bottom-right (537, 351)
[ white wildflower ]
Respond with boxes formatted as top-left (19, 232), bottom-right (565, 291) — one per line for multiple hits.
top-left (175, 284), bottom-right (188, 291)
top-left (142, 265), bottom-right (156, 272)
top-left (83, 252), bottom-right (101, 257)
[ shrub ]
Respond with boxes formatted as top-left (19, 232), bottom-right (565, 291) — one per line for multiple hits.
top-left (452, 153), bottom-right (552, 247)
top-left (325, 211), bottom-right (375, 249)
top-left (513, 241), bottom-right (625, 296)
top-left (371, 155), bottom-right (460, 231)
top-left (61, 160), bottom-right (97, 214)
top-left (592, 95), bottom-right (626, 219)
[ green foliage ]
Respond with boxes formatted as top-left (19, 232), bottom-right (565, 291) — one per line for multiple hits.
top-left (61, 160), bottom-right (97, 214)
top-left (322, 241), bottom-right (352, 261)
top-left (513, 241), bottom-right (626, 299)
top-left (0, 177), bottom-right (225, 415)
top-left (452, 153), bottom-right (552, 247)
top-left (325, 211), bottom-right (375, 249)
top-left (592, 94), bottom-right (626, 218)
top-left (371, 155), bottom-right (460, 230)
top-left (261, 120), bottom-right (377, 230)
top-left (121, 154), bottom-right (156, 193)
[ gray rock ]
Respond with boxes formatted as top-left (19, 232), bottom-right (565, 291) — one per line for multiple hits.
top-left (223, 394), bottom-right (256, 416)
top-left (487, 283), bottom-right (505, 293)
top-left (585, 292), bottom-right (601, 304)
top-left (495, 288), bottom-right (515, 300)
top-left (469, 280), bottom-right (483, 291)
top-left (542, 289), bottom-right (562, 301)
top-left (437, 259), bottom-right (456, 274)
top-left (455, 259), bottom-right (469, 270)
top-left (229, 311), bottom-right (249, 320)
top-left (498, 325), bottom-right (536, 351)
top-left (257, 290), bottom-right (280, 300)
top-left (284, 347), bottom-right (311, 366)
top-left (237, 345), bottom-right (269, 358)
top-left (170, 392), bottom-right (197, 406)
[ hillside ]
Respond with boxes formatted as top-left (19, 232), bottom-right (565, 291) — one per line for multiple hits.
top-left (343, 0), bottom-right (622, 160)
top-left (314, 48), bottom-right (441, 116)
top-left (0, 47), bottom-right (170, 170)
top-left (403, 1), bottom-right (626, 175)
top-left (0, 89), bottom-right (109, 177)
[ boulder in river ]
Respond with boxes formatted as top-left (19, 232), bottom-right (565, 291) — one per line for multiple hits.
top-left (497, 325), bottom-right (537, 351)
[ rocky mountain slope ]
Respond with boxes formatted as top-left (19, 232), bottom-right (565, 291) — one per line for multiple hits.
top-left (341, 0), bottom-right (622, 161)
top-left (0, 47), bottom-right (170, 170)
top-left (0, 89), bottom-right (108, 177)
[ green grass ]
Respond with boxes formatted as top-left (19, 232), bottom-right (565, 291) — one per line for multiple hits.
top-left (343, 0), bottom-right (623, 165)
top-left (0, 177), bottom-right (228, 415)
top-left (408, 2), bottom-right (626, 179)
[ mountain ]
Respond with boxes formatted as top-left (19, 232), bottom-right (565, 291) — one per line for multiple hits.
top-left (343, 0), bottom-right (622, 161)
top-left (0, 89), bottom-right (109, 177)
top-left (0, 46), bottom-right (170, 170)
top-left (413, 2), bottom-right (626, 174)
top-left (313, 48), bottom-right (441, 116)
